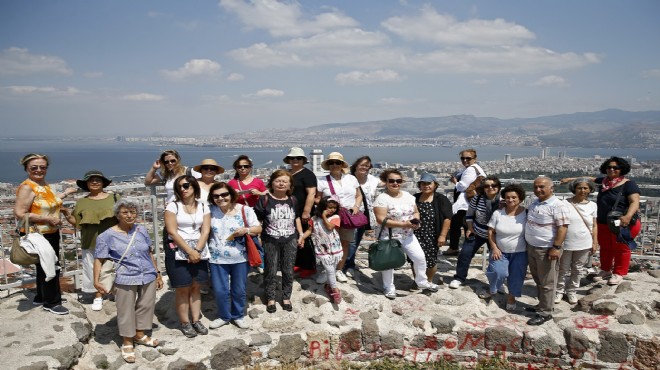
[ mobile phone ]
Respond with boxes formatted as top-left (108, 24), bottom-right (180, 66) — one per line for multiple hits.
top-left (410, 218), bottom-right (420, 225)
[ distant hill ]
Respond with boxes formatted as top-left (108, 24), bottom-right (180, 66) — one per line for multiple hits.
top-left (246, 109), bottom-right (660, 148)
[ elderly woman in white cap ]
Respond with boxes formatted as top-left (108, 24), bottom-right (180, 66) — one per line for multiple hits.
top-left (64, 170), bottom-right (120, 311)
top-left (285, 147), bottom-right (318, 278)
top-left (315, 152), bottom-right (362, 283)
top-left (193, 159), bottom-right (224, 205)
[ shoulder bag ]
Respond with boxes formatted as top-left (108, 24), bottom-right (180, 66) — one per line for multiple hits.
top-left (326, 175), bottom-right (368, 229)
top-left (240, 205), bottom-right (263, 267)
top-left (606, 186), bottom-right (639, 235)
top-left (98, 228), bottom-right (137, 292)
top-left (368, 217), bottom-right (406, 271)
top-left (10, 214), bottom-right (42, 266)
top-left (464, 165), bottom-right (486, 200)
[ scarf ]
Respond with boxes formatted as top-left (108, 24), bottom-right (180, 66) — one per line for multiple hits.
top-left (601, 176), bottom-right (624, 192)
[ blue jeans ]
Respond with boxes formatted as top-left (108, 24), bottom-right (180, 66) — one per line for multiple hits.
top-left (344, 227), bottom-right (366, 271)
top-left (210, 262), bottom-right (248, 321)
top-left (453, 234), bottom-right (488, 282)
top-left (485, 251), bottom-right (528, 297)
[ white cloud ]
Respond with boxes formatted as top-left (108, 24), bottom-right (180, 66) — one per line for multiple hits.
top-left (642, 69), bottom-right (660, 78)
top-left (243, 89), bottom-right (284, 98)
top-left (228, 43), bottom-right (308, 67)
top-left (161, 59), bottom-right (221, 80)
top-left (0, 47), bottom-right (72, 76)
top-left (219, 0), bottom-right (358, 37)
top-left (121, 93), bottom-right (165, 101)
top-left (279, 29), bottom-right (389, 50)
top-left (381, 5), bottom-right (535, 46)
top-left (335, 70), bottom-right (404, 85)
top-left (531, 75), bottom-right (569, 87)
top-left (6, 85), bottom-right (80, 95)
top-left (227, 73), bottom-right (244, 81)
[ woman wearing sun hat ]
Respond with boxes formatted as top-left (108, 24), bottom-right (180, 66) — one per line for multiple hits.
top-left (316, 152), bottom-right (362, 283)
top-left (285, 147), bottom-right (318, 277)
top-left (193, 159), bottom-right (224, 205)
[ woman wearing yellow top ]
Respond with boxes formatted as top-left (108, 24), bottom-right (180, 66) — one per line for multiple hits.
top-left (14, 153), bottom-right (77, 315)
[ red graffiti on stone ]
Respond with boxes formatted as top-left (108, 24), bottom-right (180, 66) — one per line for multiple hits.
top-left (343, 307), bottom-right (361, 322)
top-left (462, 315), bottom-right (525, 329)
top-left (573, 315), bottom-right (609, 330)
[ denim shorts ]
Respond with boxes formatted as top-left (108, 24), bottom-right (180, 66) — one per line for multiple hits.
top-left (164, 247), bottom-right (209, 288)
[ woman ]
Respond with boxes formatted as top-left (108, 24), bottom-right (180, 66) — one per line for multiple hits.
top-left (447, 149), bottom-right (486, 256)
top-left (93, 199), bottom-right (163, 363)
top-left (207, 182), bottom-right (261, 329)
top-left (254, 170), bottom-right (304, 313)
top-left (193, 159), bottom-right (224, 204)
top-left (555, 178), bottom-right (598, 304)
top-left (449, 175), bottom-right (502, 290)
top-left (284, 148), bottom-right (317, 278)
top-left (66, 170), bottom-right (119, 311)
top-left (485, 184), bottom-right (528, 310)
top-left (373, 169), bottom-right (440, 299)
top-left (412, 173), bottom-right (452, 284)
top-left (316, 152), bottom-right (362, 283)
top-left (342, 155), bottom-right (381, 280)
top-left (228, 155), bottom-right (266, 207)
top-left (14, 153), bottom-right (76, 315)
top-left (144, 149), bottom-right (188, 203)
top-left (164, 175), bottom-right (211, 337)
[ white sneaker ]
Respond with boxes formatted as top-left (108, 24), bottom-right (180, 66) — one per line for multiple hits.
top-left (566, 292), bottom-right (578, 304)
top-left (448, 279), bottom-right (462, 289)
top-left (418, 282), bottom-right (440, 292)
top-left (384, 291), bottom-right (396, 300)
top-left (554, 293), bottom-right (564, 304)
top-left (91, 297), bottom-right (103, 311)
top-left (315, 272), bottom-right (328, 284)
top-left (592, 270), bottom-right (611, 282)
top-left (336, 270), bottom-right (348, 283)
top-left (233, 318), bottom-right (250, 329)
top-left (209, 319), bottom-right (229, 329)
top-left (345, 268), bottom-right (356, 279)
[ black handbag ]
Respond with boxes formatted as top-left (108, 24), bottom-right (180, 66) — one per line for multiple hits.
top-left (368, 217), bottom-right (406, 271)
top-left (606, 188), bottom-right (639, 234)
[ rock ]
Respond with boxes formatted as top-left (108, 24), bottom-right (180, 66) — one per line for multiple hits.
top-left (158, 347), bottom-right (179, 356)
top-left (302, 295), bottom-right (316, 304)
top-left (306, 331), bottom-right (330, 360)
top-left (614, 281), bottom-right (633, 294)
top-left (247, 308), bottom-right (263, 319)
top-left (592, 301), bottom-right (620, 315)
top-left (430, 316), bottom-right (456, 334)
top-left (210, 339), bottom-right (250, 369)
top-left (485, 326), bottom-right (523, 353)
top-left (17, 362), bottom-right (49, 370)
top-left (412, 319), bottom-right (425, 329)
top-left (309, 315), bottom-right (322, 324)
top-left (359, 309), bottom-right (379, 320)
top-left (391, 305), bottom-right (405, 316)
top-left (71, 321), bottom-right (93, 343)
top-left (564, 327), bottom-right (592, 359)
top-left (380, 331), bottom-right (404, 352)
top-left (29, 342), bottom-right (84, 369)
top-left (618, 313), bottom-right (645, 325)
top-left (142, 349), bottom-right (161, 361)
top-left (647, 270), bottom-right (660, 279)
top-left (523, 330), bottom-right (561, 358)
top-left (315, 296), bottom-right (329, 307)
top-left (168, 358), bottom-right (207, 370)
top-left (361, 317), bottom-right (380, 353)
top-left (633, 337), bottom-right (660, 370)
top-left (434, 292), bottom-right (469, 306)
top-left (339, 329), bottom-right (362, 354)
top-left (597, 331), bottom-right (629, 363)
top-left (456, 329), bottom-right (486, 351)
top-left (327, 320), bottom-right (345, 328)
top-left (267, 334), bottom-right (305, 363)
top-left (249, 333), bottom-right (272, 347)
top-left (92, 354), bottom-right (109, 368)
top-left (343, 292), bottom-right (355, 304)
top-left (411, 334), bottom-right (439, 350)
top-left (262, 315), bottom-right (297, 331)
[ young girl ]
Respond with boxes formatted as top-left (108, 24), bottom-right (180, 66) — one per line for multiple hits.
top-left (303, 196), bottom-right (343, 304)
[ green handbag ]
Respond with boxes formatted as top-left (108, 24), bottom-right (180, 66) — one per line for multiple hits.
top-left (368, 217), bottom-right (406, 271)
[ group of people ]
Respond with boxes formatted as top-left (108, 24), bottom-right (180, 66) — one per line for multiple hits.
top-left (13, 149), bottom-right (641, 362)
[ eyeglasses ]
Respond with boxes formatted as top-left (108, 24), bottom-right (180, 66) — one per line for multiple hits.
top-left (289, 156), bottom-right (305, 161)
top-left (119, 210), bottom-right (137, 216)
top-left (327, 160), bottom-right (343, 166)
top-left (460, 157), bottom-right (474, 161)
top-left (29, 165), bottom-right (48, 171)
top-left (607, 166), bottom-right (621, 170)
top-left (483, 184), bottom-right (499, 189)
top-left (236, 165), bottom-right (252, 169)
top-left (212, 192), bottom-right (230, 199)
top-left (419, 181), bottom-right (433, 187)
top-left (200, 166), bottom-right (217, 171)
top-left (387, 179), bottom-right (404, 184)
top-left (87, 177), bottom-right (103, 183)
top-left (180, 182), bottom-right (191, 190)
top-left (163, 159), bottom-right (177, 164)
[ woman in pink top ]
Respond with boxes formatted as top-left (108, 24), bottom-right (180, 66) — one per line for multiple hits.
top-left (228, 155), bottom-right (267, 207)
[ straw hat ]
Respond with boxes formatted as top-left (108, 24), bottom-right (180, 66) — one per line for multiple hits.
top-left (321, 152), bottom-right (349, 170)
top-left (283, 147), bottom-right (308, 164)
top-left (76, 170), bottom-right (112, 191)
top-left (193, 159), bottom-right (225, 174)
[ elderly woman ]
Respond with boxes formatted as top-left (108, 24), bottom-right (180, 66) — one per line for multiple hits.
top-left (254, 169), bottom-right (304, 313)
top-left (485, 184), bottom-right (528, 310)
top-left (144, 149), bottom-right (188, 203)
top-left (14, 153), bottom-right (76, 315)
top-left (228, 155), bottom-right (267, 207)
top-left (65, 170), bottom-right (119, 311)
top-left (412, 173), bottom-right (452, 284)
top-left (193, 159), bottom-right (224, 204)
top-left (164, 175), bottom-right (211, 337)
top-left (447, 149), bottom-right (487, 256)
top-left (449, 175), bottom-right (502, 290)
top-left (373, 169), bottom-right (440, 299)
top-left (207, 182), bottom-right (261, 329)
top-left (316, 152), bottom-right (363, 283)
top-left (93, 198), bottom-right (163, 363)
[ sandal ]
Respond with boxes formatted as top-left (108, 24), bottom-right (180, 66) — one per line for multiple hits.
top-left (134, 334), bottom-right (159, 347)
top-left (121, 344), bottom-right (136, 363)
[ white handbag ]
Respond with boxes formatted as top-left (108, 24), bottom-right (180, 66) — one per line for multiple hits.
top-left (98, 230), bottom-right (137, 292)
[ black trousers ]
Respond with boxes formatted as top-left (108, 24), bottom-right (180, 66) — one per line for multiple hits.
top-left (35, 232), bottom-right (63, 308)
top-left (448, 210), bottom-right (467, 250)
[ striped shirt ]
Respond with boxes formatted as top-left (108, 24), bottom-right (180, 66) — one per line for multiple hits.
top-left (465, 195), bottom-right (500, 239)
top-left (524, 196), bottom-right (571, 248)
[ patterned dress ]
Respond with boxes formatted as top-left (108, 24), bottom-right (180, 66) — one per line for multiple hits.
top-left (414, 202), bottom-right (438, 268)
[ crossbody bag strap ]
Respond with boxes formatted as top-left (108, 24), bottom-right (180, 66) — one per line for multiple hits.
top-left (568, 201), bottom-right (592, 233)
top-left (237, 179), bottom-right (249, 203)
top-left (326, 175), bottom-right (336, 196)
top-left (611, 187), bottom-right (624, 212)
top-left (16, 213), bottom-right (31, 234)
top-left (116, 227), bottom-right (138, 265)
top-left (240, 205), bottom-right (250, 228)
top-left (376, 217), bottom-right (390, 239)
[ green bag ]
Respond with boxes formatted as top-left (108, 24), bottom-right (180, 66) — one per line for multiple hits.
top-left (368, 217), bottom-right (406, 271)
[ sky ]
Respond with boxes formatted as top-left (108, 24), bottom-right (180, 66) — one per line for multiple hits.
top-left (1, 0), bottom-right (659, 137)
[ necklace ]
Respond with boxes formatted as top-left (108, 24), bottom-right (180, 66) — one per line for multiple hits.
top-left (183, 201), bottom-right (197, 230)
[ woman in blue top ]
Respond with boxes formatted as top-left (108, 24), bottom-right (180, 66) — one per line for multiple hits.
top-left (94, 198), bottom-right (163, 364)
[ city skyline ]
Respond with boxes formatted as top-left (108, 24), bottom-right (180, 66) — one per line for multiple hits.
top-left (1, 0), bottom-right (659, 136)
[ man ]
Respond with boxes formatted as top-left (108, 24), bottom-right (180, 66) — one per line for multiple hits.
top-left (525, 176), bottom-right (570, 325)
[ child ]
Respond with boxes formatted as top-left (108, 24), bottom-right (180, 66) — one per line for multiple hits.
top-left (302, 196), bottom-right (343, 303)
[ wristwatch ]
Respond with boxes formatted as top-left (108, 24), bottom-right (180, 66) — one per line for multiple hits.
top-left (552, 245), bottom-right (562, 250)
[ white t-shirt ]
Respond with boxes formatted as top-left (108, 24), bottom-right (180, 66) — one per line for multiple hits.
top-left (373, 191), bottom-right (416, 240)
top-left (359, 174), bottom-right (381, 227)
top-left (165, 201), bottom-right (209, 240)
top-left (208, 204), bottom-right (259, 264)
top-left (317, 174), bottom-right (360, 209)
top-left (487, 208), bottom-right (527, 253)
top-left (563, 200), bottom-right (597, 251)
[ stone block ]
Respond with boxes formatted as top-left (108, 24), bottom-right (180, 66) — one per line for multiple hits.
top-left (457, 329), bottom-right (486, 351)
top-left (523, 329), bottom-right (561, 358)
top-left (169, 358), bottom-right (208, 370)
top-left (249, 333), bottom-right (272, 347)
top-left (361, 317), bottom-right (380, 353)
top-left (210, 339), bottom-right (250, 369)
top-left (614, 281), bottom-right (633, 294)
top-left (564, 327), bottom-right (592, 359)
top-left (618, 313), bottom-right (645, 325)
top-left (633, 336), bottom-right (660, 370)
top-left (267, 334), bottom-right (305, 363)
top-left (380, 331), bottom-right (404, 352)
top-left (592, 301), bottom-right (620, 315)
top-left (338, 329), bottom-right (362, 354)
top-left (430, 316), bottom-right (456, 334)
top-left (485, 326), bottom-right (523, 353)
top-left (306, 331), bottom-right (330, 360)
top-left (597, 330), bottom-right (629, 363)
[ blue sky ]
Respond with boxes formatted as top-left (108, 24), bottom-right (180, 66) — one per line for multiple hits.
top-left (1, 0), bottom-right (659, 136)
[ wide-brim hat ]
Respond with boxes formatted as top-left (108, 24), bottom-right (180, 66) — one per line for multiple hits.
top-left (76, 170), bottom-right (112, 191)
top-left (321, 152), bottom-right (349, 170)
top-left (283, 147), bottom-right (308, 164)
top-left (418, 172), bottom-right (438, 185)
top-left (193, 159), bottom-right (225, 174)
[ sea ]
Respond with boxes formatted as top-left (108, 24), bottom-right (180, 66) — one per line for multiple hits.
top-left (0, 139), bottom-right (657, 184)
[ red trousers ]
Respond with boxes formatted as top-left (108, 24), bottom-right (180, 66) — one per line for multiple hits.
top-left (597, 221), bottom-right (641, 276)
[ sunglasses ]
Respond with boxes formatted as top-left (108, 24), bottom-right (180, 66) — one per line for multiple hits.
top-left (179, 182), bottom-right (191, 190)
top-left (236, 165), bottom-right (252, 169)
top-left (483, 184), bottom-right (499, 189)
top-left (607, 166), bottom-right (621, 170)
top-left (212, 192), bottom-right (231, 199)
top-left (460, 157), bottom-right (474, 161)
top-left (289, 156), bottom-right (305, 161)
top-left (200, 166), bottom-right (217, 171)
top-left (326, 160), bottom-right (343, 166)
top-left (387, 179), bottom-right (404, 184)
top-left (29, 165), bottom-right (48, 171)
top-left (163, 159), bottom-right (177, 164)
